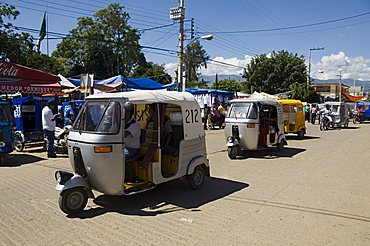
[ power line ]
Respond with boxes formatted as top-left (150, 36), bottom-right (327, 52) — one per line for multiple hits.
top-left (198, 11), bottom-right (370, 34)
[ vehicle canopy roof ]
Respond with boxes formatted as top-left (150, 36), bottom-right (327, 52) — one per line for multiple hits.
top-left (86, 90), bottom-right (204, 140)
top-left (324, 101), bottom-right (346, 106)
top-left (86, 90), bottom-right (198, 105)
top-left (229, 98), bottom-right (282, 109)
top-left (277, 99), bottom-right (303, 106)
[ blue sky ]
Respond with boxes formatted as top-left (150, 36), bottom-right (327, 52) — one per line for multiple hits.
top-left (3, 0), bottom-right (370, 80)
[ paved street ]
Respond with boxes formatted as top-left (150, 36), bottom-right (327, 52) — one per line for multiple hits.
top-left (1, 122), bottom-right (370, 245)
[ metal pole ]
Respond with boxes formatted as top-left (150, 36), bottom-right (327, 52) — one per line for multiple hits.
top-left (307, 49), bottom-right (312, 90)
top-left (177, 0), bottom-right (185, 92)
top-left (307, 47), bottom-right (324, 90)
top-left (339, 70), bottom-right (342, 102)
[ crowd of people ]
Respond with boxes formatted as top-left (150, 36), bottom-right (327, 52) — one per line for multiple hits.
top-left (203, 102), bottom-right (227, 130)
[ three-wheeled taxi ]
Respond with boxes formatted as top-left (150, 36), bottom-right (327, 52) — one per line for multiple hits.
top-left (324, 102), bottom-right (349, 128)
top-left (224, 98), bottom-right (287, 159)
top-left (277, 99), bottom-right (306, 138)
top-left (12, 96), bottom-right (57, 151)
top-left (55, 90), bottom-right (210, 215)
top-left (0, 101), bottom-right (14, 165)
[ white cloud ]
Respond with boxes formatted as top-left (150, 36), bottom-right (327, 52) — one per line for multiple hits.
top-left (165, 52), bottom-right (370, 82)
top-left (313, 52), bottom-right (370, 81)
top-left (164, 55), bottom-right (253, 79)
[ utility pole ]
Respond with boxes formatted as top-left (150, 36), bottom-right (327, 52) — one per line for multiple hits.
top-left (338, 69), bottom-right (342, 102)
top-left (307, 47), bottom-right (324, 90)
top-left (170, 0), bottom-right (185, 92)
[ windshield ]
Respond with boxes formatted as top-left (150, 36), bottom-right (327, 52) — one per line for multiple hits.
top-left (73, 101), bottom-right (120, 134)
top-left (227, 102), bottom-right (258, 119)
top-left (0, 104), bottom-right (13, 121)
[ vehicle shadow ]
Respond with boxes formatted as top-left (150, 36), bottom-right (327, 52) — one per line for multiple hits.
top-left (286, 135), bottom-right (320, 141)
top-left (340, 126), bottom-right (360, 130)
top-left (68, 177), bottom-right (249, 218)
top-left (0, 154), bottom-right (45, 167)
top-left (235, 147), bottom-right (306, 160)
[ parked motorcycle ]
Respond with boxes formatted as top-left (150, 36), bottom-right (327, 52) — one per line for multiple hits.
top-left (54, 125), bottom-right (72, 154)
top-left (353, 111), bottom-right (364, 124)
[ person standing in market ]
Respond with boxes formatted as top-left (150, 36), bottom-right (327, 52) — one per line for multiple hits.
top-left (42, 99), bottom-right (60, 158)
top-left (64, 100), bottom-right (79, 126)
top-left (304, 104), bottom-right (310, 122)
top-left (310, 104), bottom-right (318, 124)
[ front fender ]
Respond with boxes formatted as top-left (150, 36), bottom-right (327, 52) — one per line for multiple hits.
top-left (187, 155), bottom-right (210, 176)
top-left (226, 138), bottom-right (239, 147)
top-left (56, 173), bottom-right (94, 198)
top-left (277, 134), bottom-right (288, 145)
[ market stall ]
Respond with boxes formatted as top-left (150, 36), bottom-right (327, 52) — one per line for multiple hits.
top-left (0, 60), bottom-right (61, 95)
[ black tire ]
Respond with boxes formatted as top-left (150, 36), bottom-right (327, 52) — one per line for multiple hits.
top-left (344, 119), bottom-right (349, 128)
top-left (0, 155), bottom-right (4, 165)
top-left (227, 146), bottom-right (238, 159)
top-left (188, 166), bottom-right (205, 190)
top-left (298, 129), bottom-right (305, 139)
top-left (320, 122), bottom-right (324, 131)
top-left (277, 141), bottom-right (284, 152)
top-left (59, 187), bottom-right (88, 215)
top-left (14, 133), bottom-right (25, 152)
top-left (353, 117), bottom-right (356, 124)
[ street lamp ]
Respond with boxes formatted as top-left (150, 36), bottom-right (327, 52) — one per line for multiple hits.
top-left (179, 34), bottom-right (214, 92)
top-left (337, 69), bottom-right (342, 102)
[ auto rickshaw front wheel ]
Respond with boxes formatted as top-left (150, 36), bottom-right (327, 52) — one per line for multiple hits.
top-left (59, 187), bottom-right (88, 215)
top-left (188, 166), bottom-right (205, 190)
top-left (228, 146), bottom-right (239, 159)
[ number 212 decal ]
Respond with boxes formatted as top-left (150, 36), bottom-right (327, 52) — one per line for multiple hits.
top-left (185, 109), bottom-right (199, 123)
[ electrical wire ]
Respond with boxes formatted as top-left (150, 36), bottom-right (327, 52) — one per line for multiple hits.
top-left (198, 11), bottom-right (370, 34)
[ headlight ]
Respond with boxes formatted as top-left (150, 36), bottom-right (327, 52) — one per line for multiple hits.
top-left (227, 136), bottom-right (234, 143)
top-left (55, 171), bottom-right (74, 185)
top-left (0, 142), bottom-right (5, 147)
top-left (55, 171), bottom-right (62, 183)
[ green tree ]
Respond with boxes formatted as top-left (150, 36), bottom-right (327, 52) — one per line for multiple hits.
top-left (132, 61), bottom-right (172, 84)
top-left (244, 50), bottom-right (307, 95)
top-left (211, 79), bottom-right (240, 92)
top-left (0, 4), bottom-right (63, 74)
top-left (53, 3), bottom-right (144, 78)
top-left (184, 40), bottom-right (209, 83)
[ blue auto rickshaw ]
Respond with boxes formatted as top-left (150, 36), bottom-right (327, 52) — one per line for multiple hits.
top-left (356, 102), bottom-right (370, 121)
top-left (0, 101), bottom-right (14, 164)
top-left (12, 96), bottom-right (57, 152)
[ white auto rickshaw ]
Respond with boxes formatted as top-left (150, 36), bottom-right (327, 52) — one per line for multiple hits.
top-left (55, 90), bottom-right (210, 215)
top-left (224, 98), bottom-right (287, 159)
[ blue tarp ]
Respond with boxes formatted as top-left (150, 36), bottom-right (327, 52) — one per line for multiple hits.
top-left (186, 88), bottom-right (235, 97)
top-left (68, 75), bottom-right (177, 90)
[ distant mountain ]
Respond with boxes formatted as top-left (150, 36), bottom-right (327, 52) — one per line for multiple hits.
top-left (197, 75), bottom-right (370, 93)
top-left (198, 74), bottom-right (244, 86)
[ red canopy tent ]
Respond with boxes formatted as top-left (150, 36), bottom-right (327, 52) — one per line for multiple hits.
top-left (0, 60), bottom-right (61, 95)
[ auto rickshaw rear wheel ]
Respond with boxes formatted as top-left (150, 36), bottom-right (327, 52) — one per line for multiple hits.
top-left (228, 146), bottom-right (238, 159)
top-left (298, 129), bottom-right (305, 139)
top-left (14, 133), bottom-right (25, 152)
top-left (188, 166), bottom-right (205, 190)
top-left (59, 187), bottom-right (88, 215)
top-left (277, 141), bottom-right (284, 152)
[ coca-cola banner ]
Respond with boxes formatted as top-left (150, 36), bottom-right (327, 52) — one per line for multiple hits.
top-left (0, 60), bottom-right (61, 95)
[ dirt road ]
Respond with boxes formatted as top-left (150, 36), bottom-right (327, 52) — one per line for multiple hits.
top-left (0, 123), bottom-right (369, 245)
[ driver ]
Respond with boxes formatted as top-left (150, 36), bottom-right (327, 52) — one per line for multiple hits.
top-left (123, 102), bottom-right (141, 159)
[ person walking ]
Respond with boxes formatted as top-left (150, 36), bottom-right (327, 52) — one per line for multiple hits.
top-left (42, 100), bottom-right (60, 158)
top-left (310, 104), bottom-right (317, 124)
top-left (304, 104), bottom-right (310, 122)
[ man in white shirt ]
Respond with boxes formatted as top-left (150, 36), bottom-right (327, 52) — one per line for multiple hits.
top-left (123, 102), bottom-right (141, 158)
top-left (42, 99), bottom-right (60, 158)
